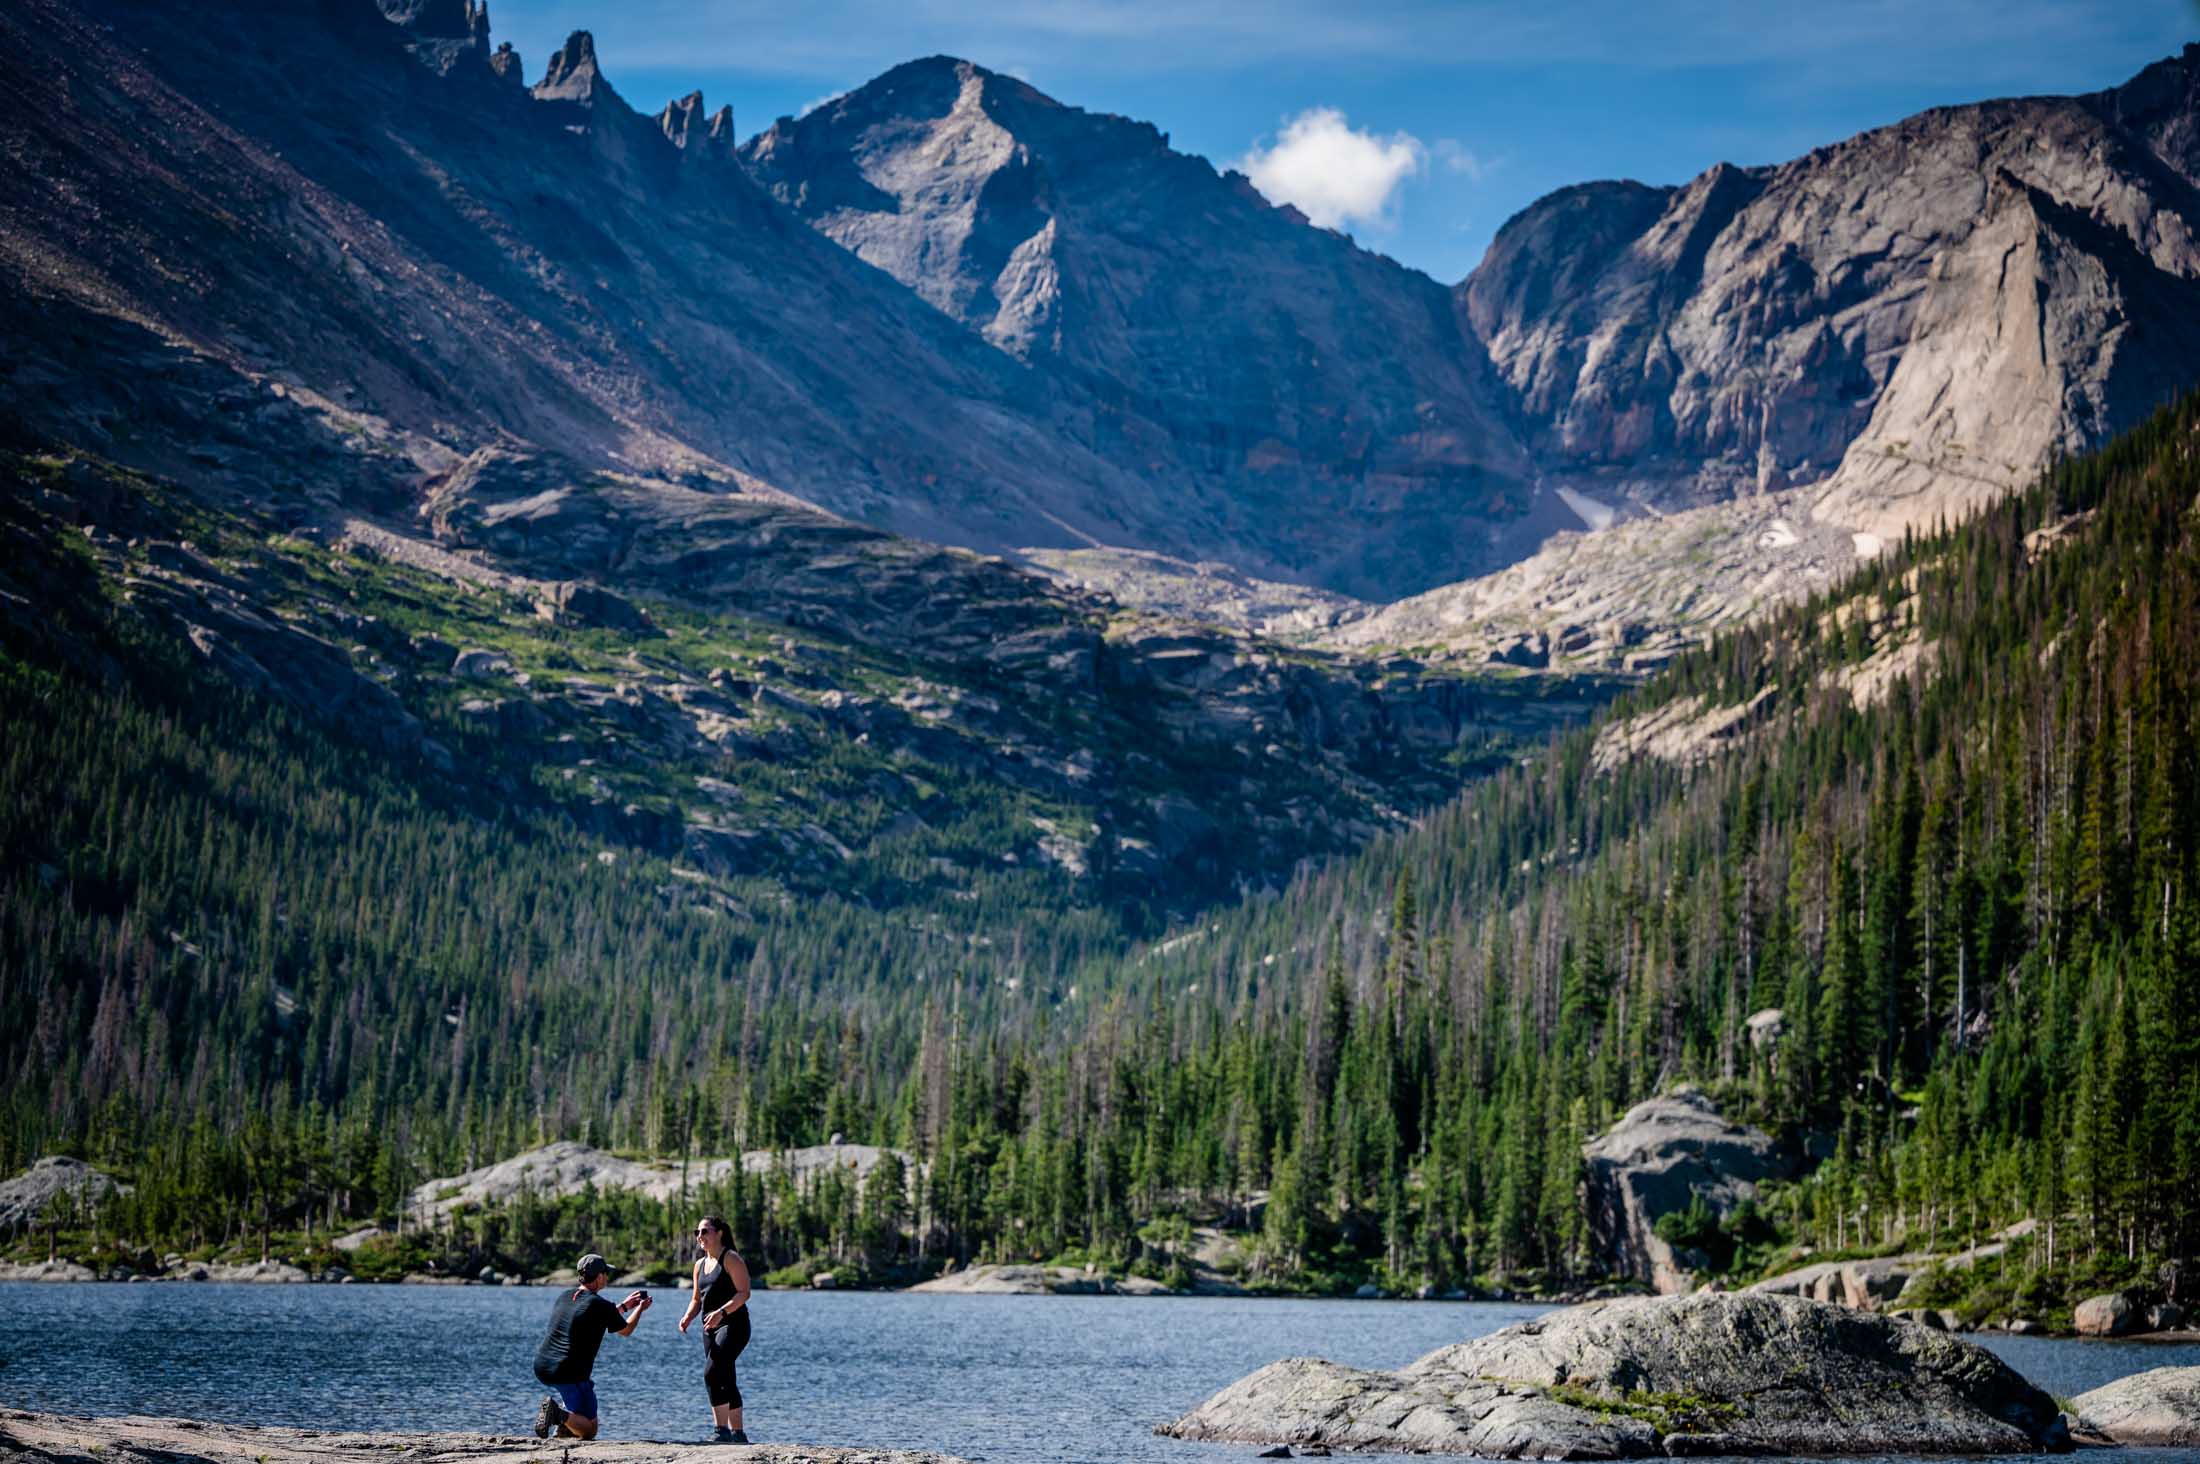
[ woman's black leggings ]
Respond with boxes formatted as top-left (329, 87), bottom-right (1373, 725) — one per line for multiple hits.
top-left (704, 1306), bottom-right (750, 1409)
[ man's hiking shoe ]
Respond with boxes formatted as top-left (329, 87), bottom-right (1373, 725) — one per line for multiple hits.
top-left (534, 1395), bottom-right (567, 1439)
top-left (710, 1427), bottom-right (735, 1444)
top-left (727, 1430), bottom-right (750, 1445)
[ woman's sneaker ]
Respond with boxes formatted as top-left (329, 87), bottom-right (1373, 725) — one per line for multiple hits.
top-left (533, 1395), bottom-right (567, 1438)
top-left (710, 1427), bottom-right (735, 1444)
top-left (727, 1430), bottom-right (750, 1445)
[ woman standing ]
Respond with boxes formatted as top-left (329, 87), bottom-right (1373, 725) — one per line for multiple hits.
top-left (677, 1214), bottom-right (753, 1444)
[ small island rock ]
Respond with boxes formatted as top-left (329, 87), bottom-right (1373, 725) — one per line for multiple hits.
top-left (1159, 1292), bottom-right (2064, 1457)
top-left (2072, 1366), bottom-right (2200, 1445)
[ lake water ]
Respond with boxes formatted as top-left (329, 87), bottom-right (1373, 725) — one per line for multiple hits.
top-left (2, 1284), bottom-right (2196, 1462)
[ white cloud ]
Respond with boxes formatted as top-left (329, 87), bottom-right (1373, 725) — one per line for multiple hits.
top-left (796, 90), bottom-right (846, 118)
top-left (1238, 108), bottom-right (1424, 231)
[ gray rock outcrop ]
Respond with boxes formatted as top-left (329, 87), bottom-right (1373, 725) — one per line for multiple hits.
top-left (2073, 1366), bottom-right (2200, 1446)
top-left (404, 1140), bottom-right (915, 1225)
top-left (1748, 1221), bottom-right (2038, 1315)
top-left (1751, 1255), bottom-right (1929, 1311)
top-left (1582, 1087), bottom-right (1790, 1293)
top-left (1159, 1293), bottom-right (2065, 1457)
top-left (0, 1409), bottom-right (964, 1464)
top-left (0, 1157), bottom-right (127, 1231)
top-left (532, 581), bottom-right (657, 635)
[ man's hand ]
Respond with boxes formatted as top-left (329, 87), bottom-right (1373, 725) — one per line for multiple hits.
top-left (622, 1290), bottom-right (651, 1312)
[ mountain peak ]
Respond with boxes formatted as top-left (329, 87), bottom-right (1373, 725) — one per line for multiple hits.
top-left (534, 29), bottom-right (609, 104)
top-left (825, 54), bottom-right (1071, 126)
top-left (883, 54), bottom-right (998, 84)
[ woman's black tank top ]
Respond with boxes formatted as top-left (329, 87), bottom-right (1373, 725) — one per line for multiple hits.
top-left (699, 1254), bottom-right (738, 1313)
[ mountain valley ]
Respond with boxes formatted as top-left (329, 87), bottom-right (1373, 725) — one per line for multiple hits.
top-left (1, 0), bottom-right (2197, 1334)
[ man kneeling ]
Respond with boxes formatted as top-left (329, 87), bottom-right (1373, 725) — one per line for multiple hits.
top-left (533, 1253), bottom-right (652, 1439)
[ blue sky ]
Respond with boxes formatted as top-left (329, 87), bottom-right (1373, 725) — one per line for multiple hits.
top-left (484, 1), bottom-right (2196, 282)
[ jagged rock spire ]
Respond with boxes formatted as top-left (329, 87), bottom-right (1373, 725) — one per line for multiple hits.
top-left (658, 90), bottom-right (706, 148)
top-left (658, 91), bottom-right (736, 159)
top-left (534, 30), bottom-right (607, 103)
top-left (487, 41), bottom-right (523, 87)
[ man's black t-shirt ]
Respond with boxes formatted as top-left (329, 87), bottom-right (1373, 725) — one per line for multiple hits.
top-left (534, 1289), bottom-right (627, 1384)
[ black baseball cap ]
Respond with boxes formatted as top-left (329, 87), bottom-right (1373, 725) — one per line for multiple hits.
top-left (577, 1253), bottom-right (614, 1280)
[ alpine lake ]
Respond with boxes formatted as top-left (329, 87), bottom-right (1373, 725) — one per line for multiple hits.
top-left (2, 1285), bottom-right (2196, 1463)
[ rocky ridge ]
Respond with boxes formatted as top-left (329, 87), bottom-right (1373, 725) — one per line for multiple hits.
top-left (1160, 1292), bottom-right (2067, 1457)
top-left (0, 0), bottom-right (1547, 609)
top-left (7, 0), bottom-right (2200, 648)
top-left (743, 57), bottom-right (1533, 600)
top-left (0, 0), bottom-right (1231, 588)
top-left (749, 44), bottom-right (2200, 647)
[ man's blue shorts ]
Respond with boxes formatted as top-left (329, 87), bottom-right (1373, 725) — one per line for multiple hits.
top-left (549, 1381), bottom-right (599, 1421)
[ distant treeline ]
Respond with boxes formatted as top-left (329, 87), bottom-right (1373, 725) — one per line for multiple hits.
top-left (4, 400), bottom-right (2198, 1297)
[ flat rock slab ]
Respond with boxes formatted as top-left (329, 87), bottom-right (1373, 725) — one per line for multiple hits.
top-left (1160, 1292), bottom-right (2065, 1457)
top-left (0, 1411), bottom-right (964, 1464)
top-left (2073, 1366), bottom-right (2200, 1446)
top-left (905, 1264), bottom-right (1179, 1295)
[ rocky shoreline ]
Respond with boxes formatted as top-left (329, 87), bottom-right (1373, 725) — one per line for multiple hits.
top-left (9, 1257), bottom-right (2196, 1343)
top-left (0, 1259), bottom-right (581, 1287)
top-left (0, 1411), bottom-right (963, 1464)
